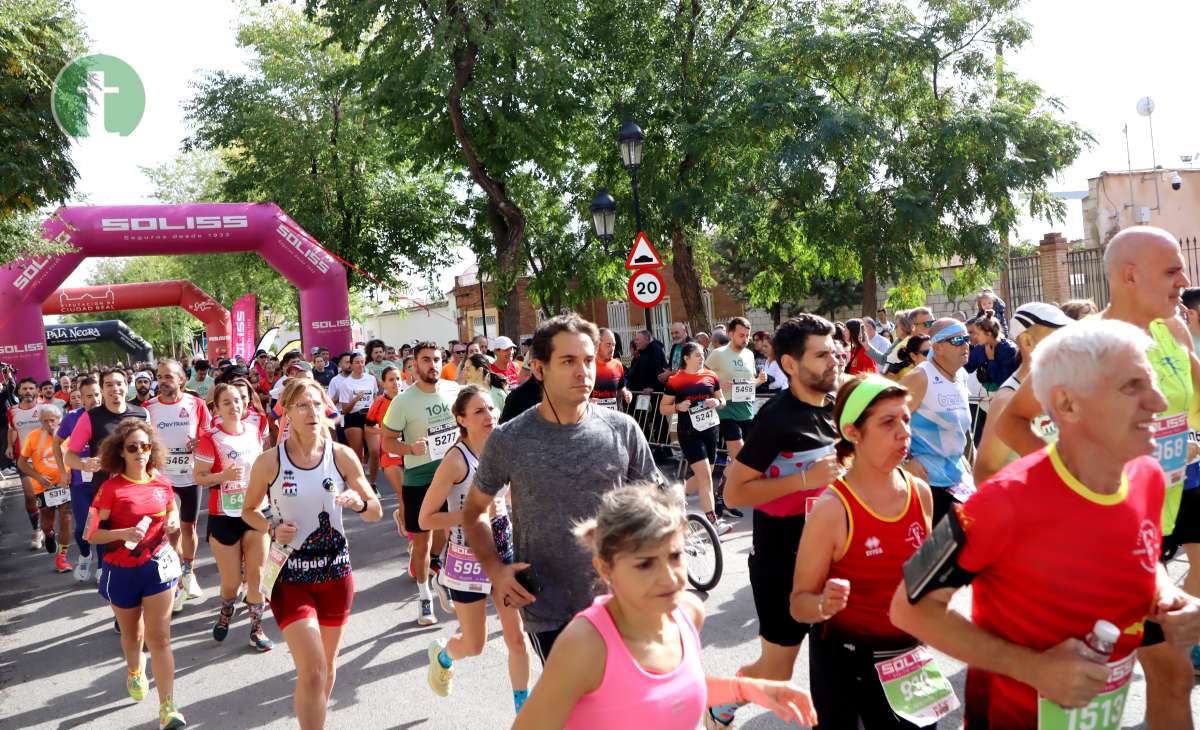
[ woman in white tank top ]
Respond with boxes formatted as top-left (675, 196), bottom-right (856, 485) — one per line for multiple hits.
top-left (416, 385), bottom-right (530, 711)
top-left (240, 380), bottom-right (382, 730)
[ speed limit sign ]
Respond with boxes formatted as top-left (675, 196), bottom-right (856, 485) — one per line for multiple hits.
top-left (627, 269), bottom-right (666, 308)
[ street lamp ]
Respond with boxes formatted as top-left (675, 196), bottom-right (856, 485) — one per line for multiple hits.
top-left (590, 188), bottom-right (616, 255)
top-left (618, 121), bottom-right (645, 232)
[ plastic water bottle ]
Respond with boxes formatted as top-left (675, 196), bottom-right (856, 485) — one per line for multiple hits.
top-left (1078, 619), bottom-right (1120, 662)
top-left (124, 516), bottom-right (152, 550)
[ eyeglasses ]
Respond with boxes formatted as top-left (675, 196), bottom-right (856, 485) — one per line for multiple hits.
top-left (289, 401), bottom-right (322, 412)
top-left (453, 349), bottom-right (466, 355)
top-left (944, 336), bottom-right (970, 347)
top-left (124, 442), bottom-right (152, 454)
top-left (919, 320), bottom-right (935, 328)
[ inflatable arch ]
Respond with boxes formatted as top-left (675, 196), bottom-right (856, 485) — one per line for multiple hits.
top-left (44, 280), bottom-right (231, 362)
top-left (45, 320), bottom-right (154, 363)
top-left (1, 203), bottom-right (351, 381)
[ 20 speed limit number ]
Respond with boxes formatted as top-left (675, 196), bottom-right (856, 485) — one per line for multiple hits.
top-left (627, 269), bottom-right (666, 308)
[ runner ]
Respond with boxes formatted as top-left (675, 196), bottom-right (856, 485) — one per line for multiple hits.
top-left (419, 385), bottom-right (531, 713)
top-left (365, 339), bottom-right (398, 384)
top-left (994, 226), bottom-right (1200, 727)
top-left (463, 353), bottom-right (509, 412)
top-left (590, 328), bottom-right (631, 411)
top-left (240, 378), bottom-right (382, 730)
top-left (382, 342), bottom-right (460, 626)
top-left (659, 342), bottom-right (729, 534)
top-left (17, 404), bottom-right (73, 572)
top-left (367, 366), bottom-right (411, 557)
top-left (184, 360), bottom-right (212, 401)
top-left (892, 318), bottom-right (1200, 729)
top-left (716, 314), bottom-right (842, 729)
top-left (705, 317), bottom-right (767, 463)
top-left (331, 351), bottom-right (377, 465)
top-left (488, 336), bottom-right (521, 389)
top-left (129, 372), bottom-right (154, 407)
top-left (56, 377), bottom-right (102, 582)
top-left (364, 365), bottom-right (399, 485)
top-left (194, 382), bottom-right (272, 651)
top-left (899, 318), bottom-right (973, 524)
top-left (7, 377), bottom-right (45, 549)
top-left (85, 420), bottom-right (185, 729)
top-left (441, 342), bottom-right (467, 382)
top-left (789, 375), bottom-right (944, 729)
top-left (513, 484), bottom-right (818, 729)
top-left (146, 358), bottom-right (211, 612)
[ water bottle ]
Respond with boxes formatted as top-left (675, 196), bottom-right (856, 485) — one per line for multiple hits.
top-left (124, 516), bottom-right (152, 550)
top-left (1077, 619), bottom-right (1120, 663)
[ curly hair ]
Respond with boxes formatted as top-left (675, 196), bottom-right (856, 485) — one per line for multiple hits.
top-left (98, 418), bottom-right (166, 476)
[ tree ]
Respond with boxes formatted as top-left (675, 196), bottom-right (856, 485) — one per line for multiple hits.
top-left (183, 4), bottom-right (464, 290)
top-left (0, 0), bottom-right (87, 263)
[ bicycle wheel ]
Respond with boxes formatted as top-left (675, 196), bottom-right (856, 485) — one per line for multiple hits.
top-left (684, 512), bottom-right (723, 592)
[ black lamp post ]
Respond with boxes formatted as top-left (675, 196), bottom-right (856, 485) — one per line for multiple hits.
top-left (590, 188), bottom-right (616, 256)
top-left (618, 120), bottom-right (645, 232)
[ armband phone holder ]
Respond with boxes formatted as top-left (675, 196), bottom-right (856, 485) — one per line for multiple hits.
top-left (902, 506), bottom-right (973, 603)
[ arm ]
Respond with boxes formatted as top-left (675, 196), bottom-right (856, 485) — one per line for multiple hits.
top-left (381, 425), bottom-right (426, 457)
top-left (993, 376), bottom-right (1046, 456)
top-left (789, 493), bottom-right (851, 624)
top-left (972, 389), bottom-right (1017, 485)
top-left (1150, 561), bottom-right (1200, 647)
top-left (658, 393), bottom-right (679, 417)
top-left (722, 454), bottom-right (840, 509)
top-left (419, 447), bottom-right (467, 532)
top-left (332, 443), bottom-right (382, 522)
top-left (193, 456), bottom-right (234, 487)
top-left (511, 617), bottom-right (605, 730)
top-left (899, 366), bottom-right (928, 413)
top-left (240, 448), bottom-right (279, 534)
top-left (86, 505), bottom-right (138, 545)
top-left (52, 433), bottom-right (70, 487)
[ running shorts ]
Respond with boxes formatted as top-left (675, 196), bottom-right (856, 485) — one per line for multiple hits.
top-left (102, 552), bottom-right (178, 609)
top-left (172, 484), bottom-right (201, 524)
top-left (444, 517), bottom-right (513, 604)
top-left (679, 427), bottom-right (718, 466)
top-left (207, 514), bottom-right (265, 546)
top-left (809, 628), bottom-right (922, 730)
top-left (270, 573), bottom-right (355, 631)
top-left (343, 411), bottom-right (367, 429)
top-left (1164, 487), bottom-right (1200, 550)
top-left (748, 509), bottom-right (810, 647)
top-left (719, 418), bottom-right (754, 443)
top-left (401, 484), bottom-right (446, 534)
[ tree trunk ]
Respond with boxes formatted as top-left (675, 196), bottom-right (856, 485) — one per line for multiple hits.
top-left (770, 301), bottom-right (782, 329)
top-left (670, 224), bottom-right (711, 335)
top-left (861, 257), bottom-right (879, 316)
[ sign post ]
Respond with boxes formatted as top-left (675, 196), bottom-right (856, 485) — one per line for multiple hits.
top-left (625, 232), bottom-right (665, 334)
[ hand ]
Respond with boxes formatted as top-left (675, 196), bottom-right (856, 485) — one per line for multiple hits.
top-left (57, 476), bottom-right (70, 489)
top-left (410, 438), bottom-right (428, 456)
top-left (756, 370), bottom-right (768, 385)
top-left (274, 520), bottom-right (299, 544)
top-left (801, 455), bottom-right (843, 491)
top-left (82, 456), bottom-right (101, 472)
top-left (641, 388), bottom-right (653, 395)
top-left (704, 398), bottom-right (720, 410)
top-left (657, 369), bottom-right (670, 383)
top-left (124, 521), bottom-right (149, 544)
top-left (186, 437), bottom-right (199, 450)
top-left (1189, 440), bottom-right (1200, 464)
top-left (1152, 590), bottom-right (1200, 648)
top-left (737, 678), bottom-right (819, 727)
top-left (623, 390), bottom-right (632, 404)
top-left (222, 465), bottom-right (246, 483)
top-left (819, 578), bottom-right (851, 618)
top-left (354, 392), bottom-right (367, 403)
top-left (335, 491), bottom-right (365, 512)
top-left (164, 512), bottom-right (180, 535)
top-left (492, 561), bottom-right (536, 609)
top-left (1028, 639), bottom-right (1110, 708)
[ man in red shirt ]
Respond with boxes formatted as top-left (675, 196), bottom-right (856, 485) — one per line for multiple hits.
top-left (589, 328), bottom-right (630, 410)
top-left (488, 336), bottom-right (520, 389)
top-left (892, 319), bottom-right (1200, 729)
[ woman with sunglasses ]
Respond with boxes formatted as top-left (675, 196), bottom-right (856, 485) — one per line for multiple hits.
top-left (194, 382), bottom-right (272, 651)
top-left (86, 420), bottom-right (186, 729)
top-left (899, 319), bottom-right (973, 525)
top-left (890, 334), bottom-right (931, 380)
top-left (241, 379), bottom-right (382, 730)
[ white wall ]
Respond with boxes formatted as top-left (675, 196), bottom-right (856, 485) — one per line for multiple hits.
top-left (362, 303), bottom-right (459, 346)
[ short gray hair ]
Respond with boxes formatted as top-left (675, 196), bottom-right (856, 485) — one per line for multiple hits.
top-left (36, 402), bottom-right (63, 419)
top-left (1031, 319), bottom-right (1154, 417)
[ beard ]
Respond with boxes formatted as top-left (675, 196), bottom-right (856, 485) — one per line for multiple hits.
top-left (419, 367), bottom-right (440, 385)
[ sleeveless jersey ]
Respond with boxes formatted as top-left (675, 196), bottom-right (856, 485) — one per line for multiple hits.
top-left (268, 438), bottom-right (351, 584)
top-left (444, 442), bottom-right (511, 557)
top-left (196, 420), bottom-right (267, 516)
top-left (826, 472), bottom-right (927, 641)
top-left (145, 394), bottom-right (210, 488)
top-left (8, 403), bottom-right (41, 447)
top-left (1147, 318), bottom-right (1192, 535)
top-left (564, 595), bottom-right (707, 730)
top-left (909, 360), bottom-right (971, 488)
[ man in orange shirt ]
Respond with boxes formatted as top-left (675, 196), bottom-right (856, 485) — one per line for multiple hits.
top-left (441, 342), bottom-right (466, 381)
top-left (18, 403), bottom-right (73, 573)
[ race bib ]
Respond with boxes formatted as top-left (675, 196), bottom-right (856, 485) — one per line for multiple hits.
top-left (1153, 413), bottom-right (1188, 486)
top-left (875, 646), bottom-right (960, 727)
top-left (42, 486), bottom-right (70, 507)
top-left (731, 380), bottom-right (755, 403)
top-left (165, 447), bottom-right (192, 477)
top-left (353, 390), bottom-right (372, 412)
top-left (689, 403), bottom-right (719, 432)
top-left (155, 547), bottom-right (182, 583)
top-left (262, 542), bottom-right (293, 597)
top-left (635, 394), bottom-right (651, 411)
top-left (426, 421), bottom-right (459, 461)
top-left (946, 474), bottom-right (977, 503)
top-left (593, 397), bottom-right (618, 410)
top-left (220, 482), bottom-right (247, 517)
top-left (1037, 653), bottom-right (1134, 730)
top-left (438, 542), bottom-right (491, 594)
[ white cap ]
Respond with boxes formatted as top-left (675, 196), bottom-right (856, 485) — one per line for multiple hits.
top-left (1009, 302), bottom-right (1072, 340)
top-left (492, 335), bottom-right (516, 350)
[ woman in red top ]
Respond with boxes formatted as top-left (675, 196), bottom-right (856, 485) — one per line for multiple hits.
top-left (86, 420), bottom-right (186, 729)
top-left (366, 365), bottom-right (401, 498)
top-left (845, 319), bottom-right (878, 375)
top-left (659, 342), bottom-right (727, 532)
top-left (789, 375), bottom-right (937, 730)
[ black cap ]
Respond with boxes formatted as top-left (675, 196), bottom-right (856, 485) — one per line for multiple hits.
top-left (218, 358), bottom-right (234, 368)
top-left (194, 359), bottom-right (210, 370)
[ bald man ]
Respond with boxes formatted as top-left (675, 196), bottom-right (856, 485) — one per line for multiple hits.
top-left (993, 225), bottom-right (1200, 729)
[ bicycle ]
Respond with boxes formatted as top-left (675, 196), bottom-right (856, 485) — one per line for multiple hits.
top-left (683, 509), bottom-right (723, 591)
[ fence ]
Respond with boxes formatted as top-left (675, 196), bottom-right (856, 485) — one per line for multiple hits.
top-left (1005, 253), bottom-right (1043, 309)
top-left (1066, 247), bottom-right (1109, 306)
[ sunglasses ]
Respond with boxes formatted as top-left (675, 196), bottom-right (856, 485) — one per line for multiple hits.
top-left (943, 335), bottom-right (970, 347)
top-left (124, 442), bottom-right (152, 454)
top-left (453, 349), bottom-right (466, 355)
top-left (919, 320), bottom-right (935, 328)
top-left (917, 349), bottom-right (931, 356)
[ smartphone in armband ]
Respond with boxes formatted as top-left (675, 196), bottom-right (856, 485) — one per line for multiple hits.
top-left (515, 566), bottom-right (543, 596)
top-left (902, 507), bottom-right (973, 603)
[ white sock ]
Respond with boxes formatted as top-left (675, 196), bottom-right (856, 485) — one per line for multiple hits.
top-left (417, 578), bottom-right (432, 601)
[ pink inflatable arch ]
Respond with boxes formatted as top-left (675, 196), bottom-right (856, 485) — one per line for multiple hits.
top-left (43, 281), bottom-right (232, 362)
top-left (1, 203), bottom-right (351, 380)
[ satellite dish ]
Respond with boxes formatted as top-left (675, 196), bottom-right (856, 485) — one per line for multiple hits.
top-left (1137, 96), bottom-right (1156, 117)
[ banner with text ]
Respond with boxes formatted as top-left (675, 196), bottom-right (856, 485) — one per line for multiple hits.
top-left (231, 294), bottom-right (257, 361)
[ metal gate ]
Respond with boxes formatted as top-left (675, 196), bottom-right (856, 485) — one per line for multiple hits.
top-left (1066, 247), bottom-right (1109, 306)
top-left (1005, 254), bottom-right (1043, 309)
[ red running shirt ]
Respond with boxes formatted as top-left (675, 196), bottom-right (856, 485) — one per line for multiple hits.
top-left (826, 472), bottom-right (927, 642)
top-left (367, 394), bottom-right (402, 468)
top-left (592, 359), bottom-right (627, 401)
top-left (196, 419), bottom-right (267, 516)
top-left (92, 473), bottom-right (175, 568)
top-left (957, 446), bottom-right (1163, 729)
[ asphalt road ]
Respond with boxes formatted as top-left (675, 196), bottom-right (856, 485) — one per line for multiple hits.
top-left (0, 472), bottom-right (1192, 729)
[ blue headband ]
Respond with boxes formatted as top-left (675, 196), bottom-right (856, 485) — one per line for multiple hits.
top-left (930, 322), bottom-right (968, 344)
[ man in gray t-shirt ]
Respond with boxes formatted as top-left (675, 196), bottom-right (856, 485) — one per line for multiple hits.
top-left (464, 315), bottom-right (657, 665)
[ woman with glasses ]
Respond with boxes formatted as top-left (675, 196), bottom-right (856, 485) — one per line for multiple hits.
top-left (241, 379), bottom-right (382, 730)
top-left (899, 318), bottom-right (973, 524)
top-left (890, 334), bottom-right (931, 379)
top-left (86, 420), bottom-right (186, 729)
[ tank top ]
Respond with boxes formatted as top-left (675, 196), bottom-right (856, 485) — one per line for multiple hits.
top-left (442, 442), bottom-right (513, 560)
top-left (908, 360), bottom-right (971, 488)
top-left (826, 473), bottom-right (927, 642)
top-left (8, 402), bottom-right (40, 445)
top-left (564, 595), bottom-right (707, 730)
top-left (1147, 319), bottom-right (1192, 534)
top-left (268, 438), bottom-right (351, 584)
top-left (197, 423), bottom-right (266, 517)
top-left (997, 373), bottom-right (1058, 445)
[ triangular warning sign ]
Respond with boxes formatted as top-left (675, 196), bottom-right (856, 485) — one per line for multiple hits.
top-left (624, 232), bottom-right (664, 270)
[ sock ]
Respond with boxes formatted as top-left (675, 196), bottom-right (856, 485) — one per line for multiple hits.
top-left (247, 602), bottom-right (264, 631)
top-left (417, 578), bottom-right (433, 601)
top-left (706, 511), bottom-right (718, 523)
top-left (44, 531), bottom-right (57, 554)
top-left (710, 703), bottom-right (740, 722)
top-left (219, 597), bottom-right (236, 617)
top-left (182, 559), bottom-right (193, 576)
top-left (27, 510), bottom-right (39, 530)
top-left (513, 689), bottom-right (529, 713)
top-left (437, 648), bottom-right (453, 668)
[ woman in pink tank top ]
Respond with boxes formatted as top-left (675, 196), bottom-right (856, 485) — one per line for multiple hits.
top-left (514, 484), bottom-right (818, 729)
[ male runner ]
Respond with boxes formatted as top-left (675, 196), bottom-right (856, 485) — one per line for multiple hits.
top-left (129, 372), bottom-right (154, 407)
top-left (705, 317), bottom-right (767, 462)
top-left (994, 225), bottom-right (1200, 729)
top-left (590, 328), bottom-right (631, 410)
top-left (463, 314), bottom-right (657, 664)
top-left (712, 314), bottom-right (842, 728)
top-left (488, 336), bottom-right (520, 389)
top-left (7, 377), bottom-right (45, 548)
top-left (184, 359), bottom-right (212, 401)
top-left (146, 358), bottom-right (211, 611)
top-left (366, 339), bottom-right (398, 383)
top-left (54, 376), bottom-right (102, 582)
top-left (382, 342), bottom-right (460, 626)
top-left (893, 318), bottom-right (1200, 728)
